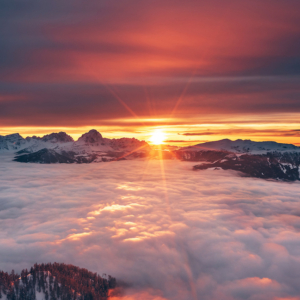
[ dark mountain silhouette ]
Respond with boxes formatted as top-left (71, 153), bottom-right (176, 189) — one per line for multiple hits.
top-left (175, 150), bottom-right (300, 181)
top-left (14, 149), bottom-right (77, 164)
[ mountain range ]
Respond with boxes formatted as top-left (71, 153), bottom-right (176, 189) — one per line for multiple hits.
top-left (1, 130), bottom-right (300, 181)
top-left (0, 130), bottom-right (149, 163)
top-left (176, 139), bottom-right (300, 181)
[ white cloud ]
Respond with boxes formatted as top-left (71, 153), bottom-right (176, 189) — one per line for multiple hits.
top-left (0, 156), bottom-right (300, 299)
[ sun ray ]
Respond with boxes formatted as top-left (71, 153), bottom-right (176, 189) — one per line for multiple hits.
top-left (80, 63), bottom-right (146, 126)
top-left (139, 156), bottom-right (153, 183)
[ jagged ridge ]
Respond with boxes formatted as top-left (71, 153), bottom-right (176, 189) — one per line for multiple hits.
top-left (0, 130), bottom-right (150, 163)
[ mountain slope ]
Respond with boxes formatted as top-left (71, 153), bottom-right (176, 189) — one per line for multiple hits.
top-left (14, 149), bottom-right (77, 164)
top-left (183, 139), bottom-right (300, 154)
top-left (192, 152), bottom-right (300, 181)
top-left (0, 263), bottom-right (116, 300)
top-left (174, 139), bottom-right (300, 181)
top-left (0, 134), bottom-right (27, 151)
top-left (0, 130), bottom-right (150, 163)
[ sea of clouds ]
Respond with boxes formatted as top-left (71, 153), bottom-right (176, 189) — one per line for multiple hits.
top-left (1, 154), bottom-right (300, 300)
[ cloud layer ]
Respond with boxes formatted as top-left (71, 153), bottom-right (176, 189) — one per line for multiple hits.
top-left (1, 155), bottom-right (300, 299)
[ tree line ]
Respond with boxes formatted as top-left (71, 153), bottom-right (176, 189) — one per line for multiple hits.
top-left (0, 263), bottom-right (116, 300)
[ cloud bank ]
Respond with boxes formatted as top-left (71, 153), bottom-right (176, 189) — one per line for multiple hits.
top-left (1, 155), bottom-right (300, 299)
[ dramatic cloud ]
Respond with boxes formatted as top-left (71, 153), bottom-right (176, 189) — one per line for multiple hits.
top-left (1, 155), bottom-right (300, 299)
top-left (0, 0), bottom-right (299, 142)
top-left (182, 129), bottom-right (300, 137)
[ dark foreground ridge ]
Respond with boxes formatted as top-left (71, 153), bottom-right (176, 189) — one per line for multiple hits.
top-left (178, 151), bottom-right (300, 181)
top-left (14, 149), bottom-right (77, 164)
top-left (0, 263), bottom-right (116, 300)
top-left (13, 148), bottom-right (127, 164)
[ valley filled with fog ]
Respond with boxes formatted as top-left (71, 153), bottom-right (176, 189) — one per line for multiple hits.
top-left (1, 155), bottom-right (300, 300)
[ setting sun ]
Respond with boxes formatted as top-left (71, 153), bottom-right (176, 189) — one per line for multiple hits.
top-left (149, 129), bottom-right (166, 145)
top-left (1, 1), bottom-right (300, 300)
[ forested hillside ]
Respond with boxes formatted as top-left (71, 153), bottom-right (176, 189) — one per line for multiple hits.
top-left (0, 263), bottom-right (116, 300)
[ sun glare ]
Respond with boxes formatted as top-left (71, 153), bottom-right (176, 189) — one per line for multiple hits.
top-left (149, 129), bottom-right (166, 145)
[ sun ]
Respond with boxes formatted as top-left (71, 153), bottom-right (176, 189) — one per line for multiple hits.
top-left (149, 129), bottom-right (166, 145)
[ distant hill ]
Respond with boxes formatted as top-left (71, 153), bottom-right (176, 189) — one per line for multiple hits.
top-left (0, 263), bottom-right (116, 300)
top-left (181, 139), bottom-right (300, 154)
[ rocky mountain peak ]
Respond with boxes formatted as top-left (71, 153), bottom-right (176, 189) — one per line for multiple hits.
top-left (42, 132), bottom-right (74, 143)
top-left (77, 129), bottom-right (103, 144)
top-left (1, 133), bottom-right (24, 142)
top-left (0, 133), bottom-right (25, 150)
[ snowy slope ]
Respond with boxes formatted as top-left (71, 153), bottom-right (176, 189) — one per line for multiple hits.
top-left (0, 132), bottom-right (75, 153)
top-left (0, 133), bottom-right (28, 151)
top-left (0, 130), bottom-right (149, 153)
top-left (1, 129), bottom-right (150, 163)
top-left (182, 139), bottom-right (300, 154)
top-left (175, 140), bottom-right (300, 181)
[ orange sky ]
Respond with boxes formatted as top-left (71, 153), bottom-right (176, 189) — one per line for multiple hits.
top-left (2, 112), bottom-right (300, 146)
top-left (0, 0), bottom-right (299, 146)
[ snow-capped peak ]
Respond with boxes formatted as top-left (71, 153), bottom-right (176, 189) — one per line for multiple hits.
top-left (182, 139), bottom-right (300, 154)
top-left (0, 133), bottom-right (26, 151)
